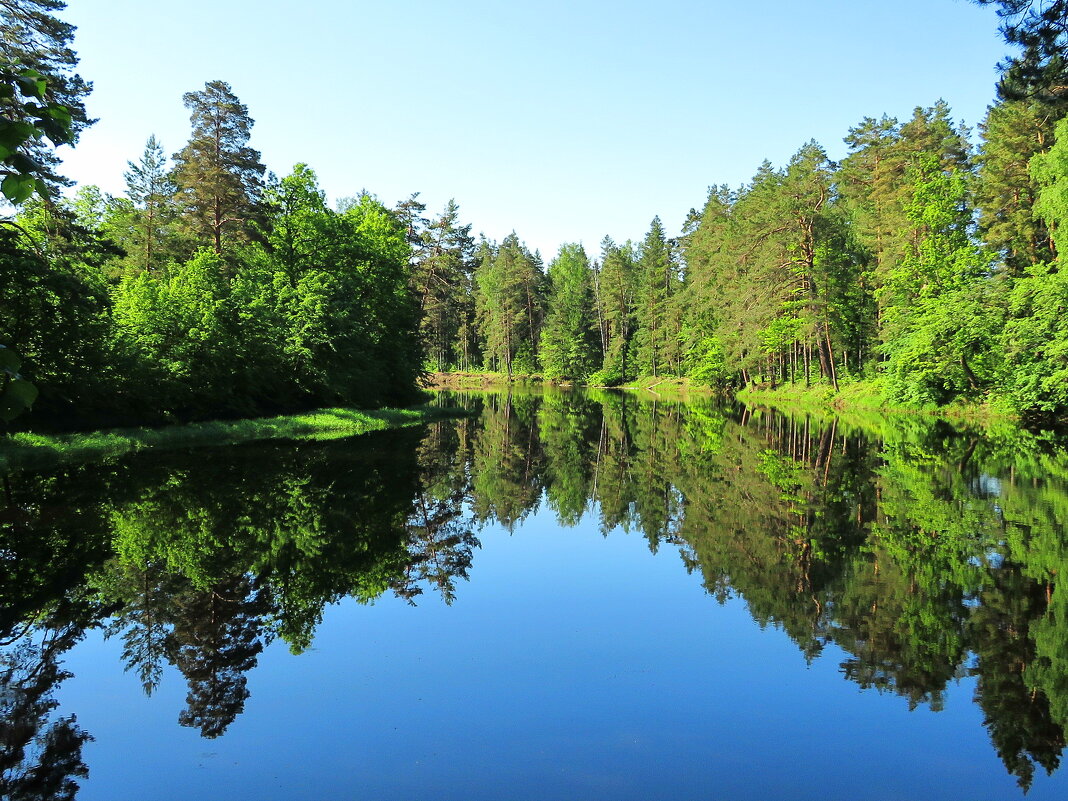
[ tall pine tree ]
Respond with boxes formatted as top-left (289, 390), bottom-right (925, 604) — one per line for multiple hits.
top-left (171, 80), bottom-right (265, 257)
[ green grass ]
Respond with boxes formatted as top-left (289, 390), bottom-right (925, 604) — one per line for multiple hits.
top-left (0, 405), bottom-right (465, 471)
top-left (736, 379), bottom-right (1018, 423)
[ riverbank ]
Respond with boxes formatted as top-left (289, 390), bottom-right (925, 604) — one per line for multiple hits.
top-left (425, 371), bottom-right (544, 389)
top-left (425, 371), bottom-right (1026, 424)
top-left (425, 371), bottom-right (714, 396)
top-left (0, 404), bottom-right (464, 470)
top-left (735, 381), bottom-right (1018, 423)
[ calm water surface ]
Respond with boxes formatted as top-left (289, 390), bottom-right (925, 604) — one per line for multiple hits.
top-left (4, 388), bottom-right (1068, 800)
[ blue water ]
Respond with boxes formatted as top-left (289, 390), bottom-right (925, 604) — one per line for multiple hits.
top-left (7, 390), bottom-right (1068, 800)
top-left (53, 506), bottom-right (1053, 801)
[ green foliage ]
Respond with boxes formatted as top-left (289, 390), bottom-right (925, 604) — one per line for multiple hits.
top-left (0, 344), bottom-right (37, 421)
top-left (0, 0), bottom-right (91, 197)
top-left (1033, 115), bottom-right (1068, 256)
top-left (1000, 263), bottom-right (1068, 414)
top-left (595, 237), bottom-right (637, 381)
top-left (977, 101), bottom-right (1057, 273)
top-left (539, 243), bottom-right (599, 380)
top-left (473, 234), bottom-right (545, 376)
top-left (883, 282), bottom-right (1005, 405)
top-left (404, 198), bottom-right (477, 371)
top-left (171, 80), bottom-right (265, 257)
top-left (111, 249), bottom-right (233, 415)
top-left (0, 225), bottom-right (111, 421)
top-left (683, 334), bottom-right (728, 387)
top-left (879, 154), bottom-right (994, 404)
top-left (632, 217), bottom-right (681, 377)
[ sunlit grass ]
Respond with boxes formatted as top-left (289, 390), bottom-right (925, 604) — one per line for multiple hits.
top-left (0, 405), bottom-right (464, 470)
top-left (736, 380), bottom-right (1017, 423)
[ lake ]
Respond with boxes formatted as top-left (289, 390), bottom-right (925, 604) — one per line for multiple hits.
top-left (4, 387), bottom-right (1068, 800)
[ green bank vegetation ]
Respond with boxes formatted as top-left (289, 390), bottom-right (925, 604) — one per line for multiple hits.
top-left (0, 404), bottom-right (460, 470)
top-left (406, 4), bottom-right (1068, 425)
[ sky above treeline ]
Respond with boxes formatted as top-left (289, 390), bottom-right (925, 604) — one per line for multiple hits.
top-left (60, 0), bottom-right (1008, 259)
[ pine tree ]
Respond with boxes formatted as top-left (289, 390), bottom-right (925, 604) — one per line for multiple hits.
top-left (539, 243), bottom-right (599, 379)
top-left (474, 234), bottom-right (544, 375)
top-left (0, 0), bottom-right (91, 193)
top-left (394, 192), bottom-right (428, 255)
top-left (972, 0), bottom-right (1068, 105)
top-left (171, 80), bottom-right (265, 257)
top-left (977, 100), bottom-right (1059, 272)
top-left (632, 217), bottom-right (678, 377)
top-left (595, 236), bottom-right (637, 383)
top-left (121, 135), bottom-right (176, 274)
top-left (411, 200), bottom-right (475, 371)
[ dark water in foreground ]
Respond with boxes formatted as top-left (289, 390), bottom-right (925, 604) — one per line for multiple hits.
top-left (5, 388), bottom-right (1068, 800)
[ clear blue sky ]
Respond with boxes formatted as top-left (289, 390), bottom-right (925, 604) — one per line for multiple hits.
top-left (59, 0), bottom-right (1007, 259)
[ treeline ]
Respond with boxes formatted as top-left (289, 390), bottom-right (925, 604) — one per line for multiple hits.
top-left (9, 0), bottom-right (1068, 424)
top-left (398, 3), bottom-right (1068, 422)
top-left (2, 78), bottom-right (423, 425)
top-left (0, 0), bottom-right (431, 426)
top-left (404, 93), bottom-right (1068, 422)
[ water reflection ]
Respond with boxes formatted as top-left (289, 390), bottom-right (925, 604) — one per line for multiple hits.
top-left (5, 390), bottom-right (1068, 793)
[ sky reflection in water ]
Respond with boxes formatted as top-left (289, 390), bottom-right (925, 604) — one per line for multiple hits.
top-left (5, 388), bottom-right (1068, 800)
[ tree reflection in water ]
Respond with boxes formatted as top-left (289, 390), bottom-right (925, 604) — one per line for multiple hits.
top-left (4, 389), bottom-right (1068, 790)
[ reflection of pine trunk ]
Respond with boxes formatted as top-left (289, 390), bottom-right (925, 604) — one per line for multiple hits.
top-left (592, 413), bottom-right (606, 497)
top-left (823, 322), bottom-right (839, 392)
top-left (958, 437), bottom-right (979, 472)
top-left (823, 417), bottom-right (837, 486)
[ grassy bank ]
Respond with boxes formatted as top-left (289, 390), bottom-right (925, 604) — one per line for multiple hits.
top-left (0, 405), bottom-right (463, 471)
top-left (426, 371), bottom-right (1020, 425)
top-left (735, 380), bottom-right (1018, 423)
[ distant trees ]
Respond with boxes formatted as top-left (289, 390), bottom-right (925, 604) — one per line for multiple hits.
top-left (632, 217), bottom-right (679, 378)
top-left (539, 243), bottom-right (598, 380)
top-left (120, 135), bottom-right (177, 274)
top-left (474, 233), bottom-right (545, 376)
top-left (14, 0), bottom-right (1068, 425)
top-left (593, 237), bottom-right (637, 384)
top-left (408, 199), bottom-right (476, 371)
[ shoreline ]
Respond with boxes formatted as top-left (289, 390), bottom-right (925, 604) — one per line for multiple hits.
top-left (0, 404), bottom-right (464, 470)
top-left (425, 372), bottom-right (1028, 425)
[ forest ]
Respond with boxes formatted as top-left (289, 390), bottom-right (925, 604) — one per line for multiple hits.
top-left (4, 0), bottom-right (1068, 428)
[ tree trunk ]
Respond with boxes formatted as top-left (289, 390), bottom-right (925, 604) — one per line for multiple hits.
top-left (823, 322), bottom-right (839, 392)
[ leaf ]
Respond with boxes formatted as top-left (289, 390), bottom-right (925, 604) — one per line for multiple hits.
top-left (15, 70), bottom-right (47, 99)
top-left (45, 104), bottom-right (72, 125)
top-left (7, 152), bottom-right (39, 174)
top-left (0, 378), bottom-right (38, 422)
top-left (0, 346), bottom-right (20, 372)
top-left (1, 173), bottom-right (36, 204)
top-left (0, 120), bottom-right (38, 151)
